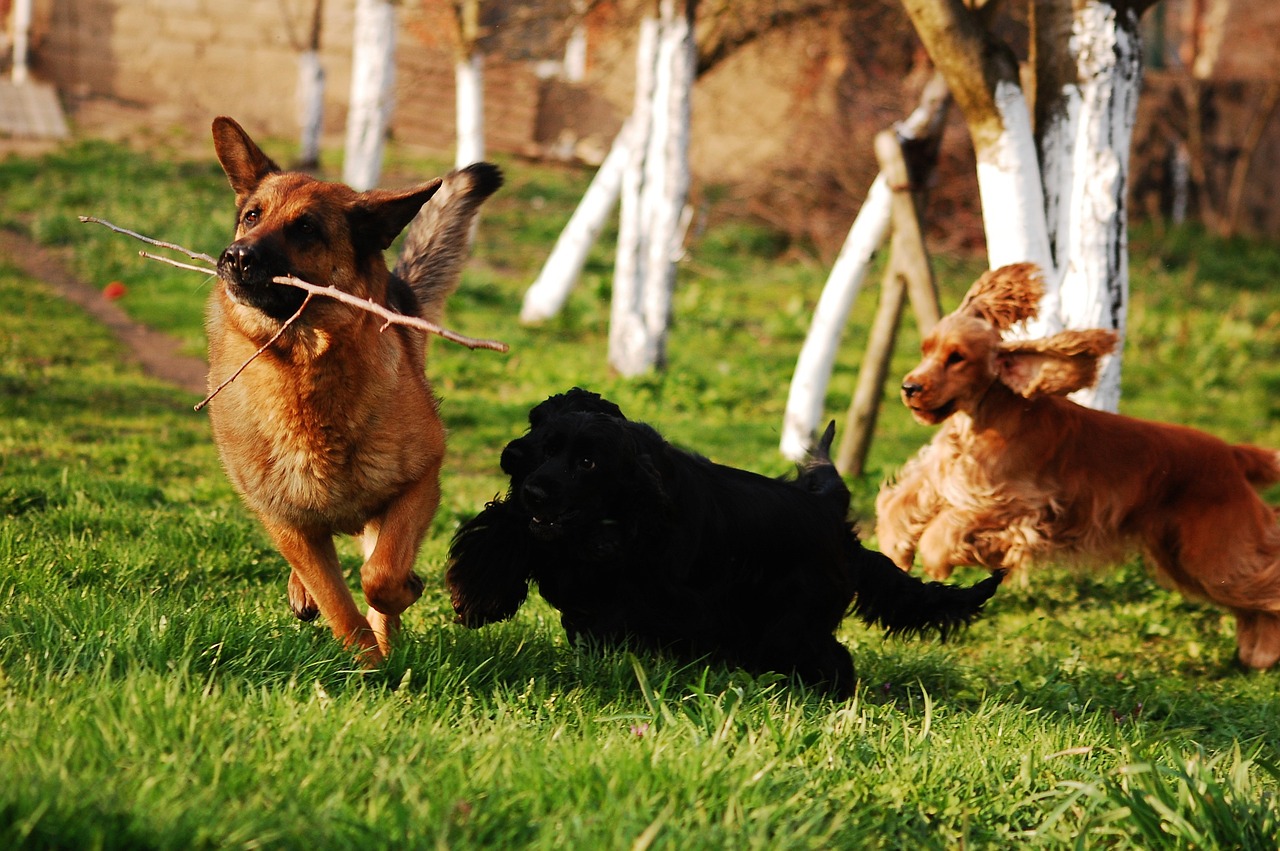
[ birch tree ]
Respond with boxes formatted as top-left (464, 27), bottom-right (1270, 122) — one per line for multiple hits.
top-left (901, 0), bottom-right (1158, 410)
top-left (453, 0), bottom-right (486, 167)
top-left (343, 0), bottom-right (398, 190)
top-left (610, 0), bottom-right (697, 375)
top-left (282, 0), bottom-right (326, 169)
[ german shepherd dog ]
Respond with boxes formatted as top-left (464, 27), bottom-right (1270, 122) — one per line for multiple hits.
top-left (206, 117), bottom-right (501, 663)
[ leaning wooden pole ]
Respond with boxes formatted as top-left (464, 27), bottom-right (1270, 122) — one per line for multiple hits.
top-left (836, 129), bottom-right (942, 475)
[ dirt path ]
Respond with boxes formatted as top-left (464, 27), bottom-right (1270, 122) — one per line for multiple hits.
top-left (1, 228), bottom-right (208, 396)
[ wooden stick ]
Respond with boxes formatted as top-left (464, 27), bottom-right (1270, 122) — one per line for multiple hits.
top-left (195, 293), bottom-right (315, 412)
top-left (80, 215), bottom-right (510, 352)
top-left (139, 251), bottom-right (218, 275)
top-left (79, 216), bottom-right (218, 264)
top-left (272, 275), bottom-right (509, 352)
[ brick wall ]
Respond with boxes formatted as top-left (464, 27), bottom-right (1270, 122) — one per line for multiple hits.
top-left (33, 0), bottom-right (538, 156)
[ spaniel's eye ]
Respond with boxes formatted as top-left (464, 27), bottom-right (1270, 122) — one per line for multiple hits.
top-left (578, 457), bottom-right (596, 471)
top-left (945, 351), bottom-right (965, 367)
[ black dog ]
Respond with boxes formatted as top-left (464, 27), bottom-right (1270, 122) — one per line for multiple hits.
top-left (445, 389), bottom-right (1003, 696)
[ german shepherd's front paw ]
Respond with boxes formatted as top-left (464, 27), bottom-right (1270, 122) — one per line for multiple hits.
top-left (287, 569), bottom-right (320, 622)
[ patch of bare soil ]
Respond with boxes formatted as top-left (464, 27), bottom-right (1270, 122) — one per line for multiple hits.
top-left (1, 228), bottom-right (207, 396)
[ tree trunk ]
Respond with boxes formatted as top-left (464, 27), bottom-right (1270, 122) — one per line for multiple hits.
top-left (780, 72), bottom-right (950, 461)
top-left (900, 0), bottom-right (1153, 413)
top-left (294, 0), bottom-right (325, 170)
top-left (1032, 0), bottom-right (1145, 410)
top-left (455, 51), bottom-right (485, 167)
top-left (343, 0), bottom-right (397, 191)
top-left (780, 175), bottom-right (892, 460)
top-left (521, 120), bottom-right (635, 323)
top-left (11, 0), bottom-right (32, 85)
top-left (296, 50), bottom-right (325, 169)
top-left (609, 17), bottom-right (660, 374)
top-left (638, 0), bottom-right (694, 373)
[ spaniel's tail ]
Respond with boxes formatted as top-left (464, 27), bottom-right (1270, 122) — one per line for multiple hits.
top-left (1233, 445), bottom-right (1280, 490)
top-left (850, 550), bottom-right (1004, 641)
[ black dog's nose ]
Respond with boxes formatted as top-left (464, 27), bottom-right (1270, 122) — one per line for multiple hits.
top-left (219, 242), bottom-right (255, 277)
top-left (522, 482), bottom-right (550, 510)
top-left (902, 382), bottom-right (923, 399)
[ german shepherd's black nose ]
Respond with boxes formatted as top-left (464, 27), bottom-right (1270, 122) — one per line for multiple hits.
top-left (218, 242), bottom-right (256, 279)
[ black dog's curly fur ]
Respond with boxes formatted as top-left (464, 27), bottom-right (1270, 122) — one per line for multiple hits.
top-left (446, 389), bottom-right (1003, 696)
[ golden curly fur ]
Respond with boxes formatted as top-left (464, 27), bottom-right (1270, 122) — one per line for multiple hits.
top-left (875, 263), bottom-right (1280, 669)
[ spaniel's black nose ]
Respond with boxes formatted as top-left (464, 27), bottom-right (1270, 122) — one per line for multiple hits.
top-left (902, 382), bottom-right (924, 399)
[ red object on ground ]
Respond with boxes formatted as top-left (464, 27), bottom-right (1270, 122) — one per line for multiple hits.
top-left (103, 281), bottom-right (126, 300)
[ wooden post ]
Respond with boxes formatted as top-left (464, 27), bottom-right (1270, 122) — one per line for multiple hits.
top-left (836, 130), bottom-right (941, 475)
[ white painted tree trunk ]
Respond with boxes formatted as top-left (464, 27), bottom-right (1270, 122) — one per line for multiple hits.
top-left (12, 0), bottom-right (31, 85)
top-left (609, 17), bottom-right (660, 374)
top-left (455, 51), bottom-right (485, 168)
top-left (896, 0), bottom-right (1148, 425)
top-left (975, 81), bottom-right (1056, 290)
top-left (564, 16), bottom-right (587, 83)
top-left (635, 3), bottom-right (694, 373)
top-left (779, 73), bottom-right (951, 460)
top-left (779, 174), bottom-right (892, 460)
top-left (520, 120), bottom-right (635, 323)
top-left (296, 50), bottom-right (325, 167)
top-left (343, 0), bottom-right (396, 191)
top-left (1037, 2), bottom-right (1143, 411)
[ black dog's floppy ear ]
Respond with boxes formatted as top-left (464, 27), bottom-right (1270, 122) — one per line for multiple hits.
top-left (445, 500), bottom-right (534, 627)
top-left (212, 116), bottom-right (281, 204)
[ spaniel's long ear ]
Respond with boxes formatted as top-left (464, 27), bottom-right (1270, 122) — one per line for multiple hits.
top-left (445, 500), bottom-right (534, 627)
top-left (996, 329), bottom-right (1119, 397)
top-left (957, 263), bottom-right (1045, 330)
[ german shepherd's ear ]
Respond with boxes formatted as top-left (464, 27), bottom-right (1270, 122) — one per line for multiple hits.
top-left (211, 117), bottom-right (281, 203)
top-left (350, 181), bottom-right (445, 252)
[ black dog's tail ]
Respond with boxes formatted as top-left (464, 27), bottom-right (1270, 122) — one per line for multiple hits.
top-left (795, 421), bottom-right (850, 515)
top-left (851, 552), bottom-right (1004, 641)
top-left (393, 161), bottom-right (504, 323)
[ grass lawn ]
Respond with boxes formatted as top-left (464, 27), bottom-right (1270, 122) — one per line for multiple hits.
top-left (1, 136), bottom-right (1278, 849)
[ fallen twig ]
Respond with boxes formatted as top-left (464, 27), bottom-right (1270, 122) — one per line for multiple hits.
top-left (80, 215), bottom-right (511, 408)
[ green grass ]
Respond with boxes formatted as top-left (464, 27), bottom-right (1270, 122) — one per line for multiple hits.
top-left (2, 138), bottom-right (1280, 849)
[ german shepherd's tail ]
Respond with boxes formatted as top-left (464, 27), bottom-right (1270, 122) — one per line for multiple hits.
top-left (1232, 444), bottom-right (1280, 490)
top-left (393, 162), bottom-right (504, 323)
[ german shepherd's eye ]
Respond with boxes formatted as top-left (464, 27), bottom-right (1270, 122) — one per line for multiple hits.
top-left (945, 351), bottom-right (965, 367)
top-left (242, 209), bottom-right (261, 228)
top-left (289, 216), bottom-right (324, 244)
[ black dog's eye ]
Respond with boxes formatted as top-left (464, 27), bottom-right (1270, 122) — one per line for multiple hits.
top-left (945, 351), bottom-right (965, 367)
top-left (578, 457), bottom-right (596, 471)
